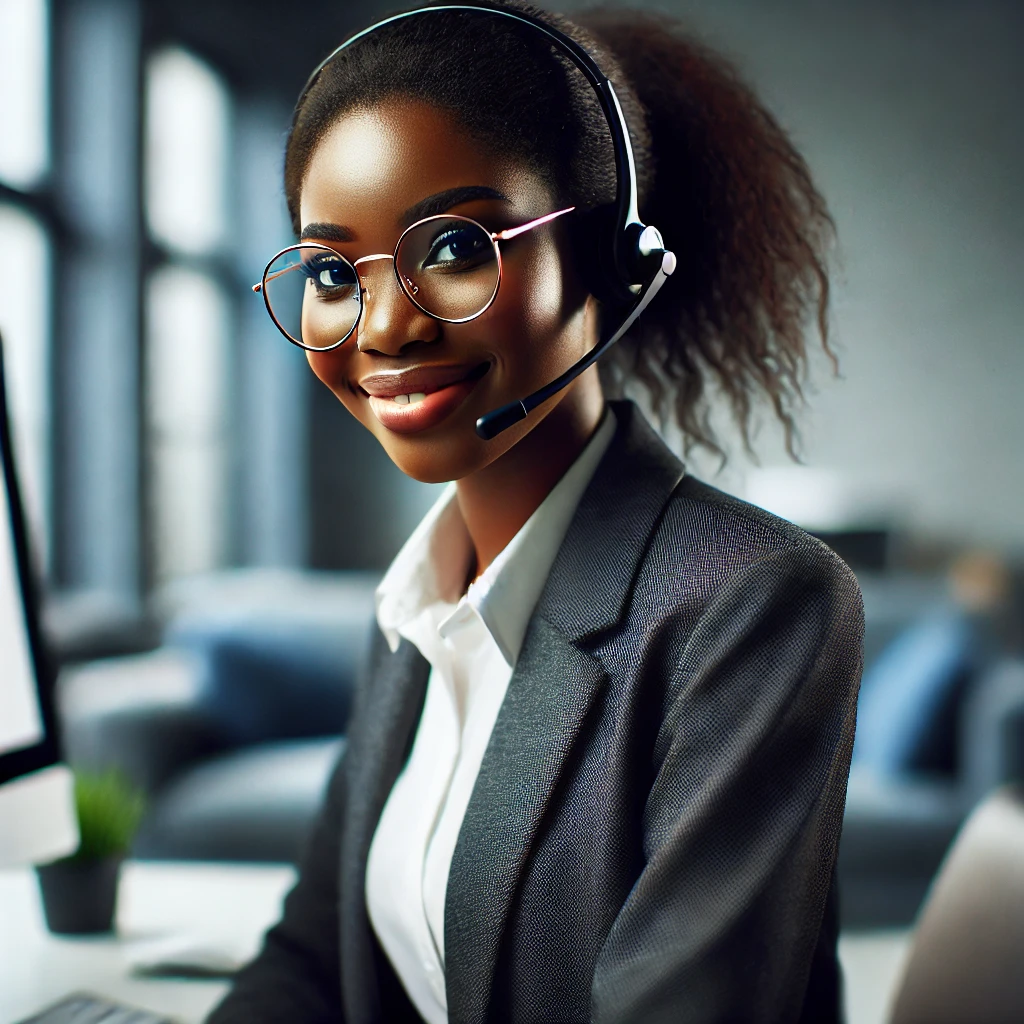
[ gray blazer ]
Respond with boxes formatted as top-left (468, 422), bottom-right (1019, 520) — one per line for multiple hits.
top-left (208, 401), bottom-right (864, 1024)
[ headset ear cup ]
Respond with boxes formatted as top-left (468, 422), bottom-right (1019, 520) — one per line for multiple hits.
top-left (569, 204), bottom-right (631, 306)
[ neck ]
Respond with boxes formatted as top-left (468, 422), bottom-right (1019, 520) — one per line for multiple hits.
top-left (456, 378), bottom-right (605, 582)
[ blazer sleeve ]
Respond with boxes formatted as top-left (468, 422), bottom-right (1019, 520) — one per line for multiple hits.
top-left (204, 750), bottom-right (346, 1024)
top-left (591, 541), bottom-right (864, 1024)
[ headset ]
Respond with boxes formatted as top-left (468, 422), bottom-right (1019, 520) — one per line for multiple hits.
top-left (294, 0), bottom-right (677, 440)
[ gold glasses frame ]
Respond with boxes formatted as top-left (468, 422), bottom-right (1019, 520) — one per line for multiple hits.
top-left (253, 205), bottom-right (576, 352)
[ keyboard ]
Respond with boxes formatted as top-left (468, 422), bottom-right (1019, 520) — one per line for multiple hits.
top-left (15, 993), bottom-right (178, 1024)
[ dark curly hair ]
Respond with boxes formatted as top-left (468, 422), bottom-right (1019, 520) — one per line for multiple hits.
top-left (284, 0), bottom-right (837, 463)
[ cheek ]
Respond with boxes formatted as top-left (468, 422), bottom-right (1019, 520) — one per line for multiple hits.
top-left (306, 349), bottom-right (360, 414)
top-left (519, 236), bottom-right (569, 334)
top-left (486, 236), bottom-right (582, 368)
top-left (531, 238), bottom-right (572, 317)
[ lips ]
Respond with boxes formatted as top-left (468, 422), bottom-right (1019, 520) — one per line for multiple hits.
top-left (359, 363), bottom-right (487, 399)
top-left (359, 362), bottom-right (489, 434)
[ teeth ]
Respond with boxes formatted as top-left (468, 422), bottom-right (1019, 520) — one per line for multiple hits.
top-left (392, 392), bottom-right (427, 405)
top-left (393, 394), bottom-right (409, 405)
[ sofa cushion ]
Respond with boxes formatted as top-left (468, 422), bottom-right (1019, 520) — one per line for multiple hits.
top-left (134, 737), bottom-right (344, 863)
top-left (853, 606), bottom-right (976, 777)
top-left (173, 621), bottom-right (363, 745)
top-left (164, 571), bottom-right (379, 745)
top-left (838, 767), bottom-right (966, 928)
top-left (58, 648), bottom-right (224, 794)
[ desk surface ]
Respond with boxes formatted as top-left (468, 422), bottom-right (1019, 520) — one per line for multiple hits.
top-left (0, 861), bottom-right (296, 1024)
top-left (0, 860), bottom-right (909, 1024)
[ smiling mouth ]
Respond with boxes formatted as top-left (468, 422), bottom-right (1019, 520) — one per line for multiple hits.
top-left (360, 361), bottom-right (489, 402)
top-left (360, 362), bottom-right (491, 434)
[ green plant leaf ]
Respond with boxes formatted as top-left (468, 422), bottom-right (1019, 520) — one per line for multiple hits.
top-left (67, 769), bottom-right (147, 862)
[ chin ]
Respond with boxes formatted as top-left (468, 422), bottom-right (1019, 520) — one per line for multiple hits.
top-left (374, 432), bottom-right (490, 484)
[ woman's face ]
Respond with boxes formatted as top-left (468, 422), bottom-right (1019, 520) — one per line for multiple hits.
top-left (298, 97), bottom-right (600, 483)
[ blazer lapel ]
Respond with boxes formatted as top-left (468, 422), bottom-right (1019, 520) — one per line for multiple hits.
top-left (538, 400), bottom-right (686, 641)
top-left (339, 636), bottom-right (430, 1024)
top-left (444, 402), bottom-right (686, 1023)
top-left (445, 616), bottom-right (608, 1024)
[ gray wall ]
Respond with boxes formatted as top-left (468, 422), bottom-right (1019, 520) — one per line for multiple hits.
top-left (559, 0), bottom-right (1024, 551)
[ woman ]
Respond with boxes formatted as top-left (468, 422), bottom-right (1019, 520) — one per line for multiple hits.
top-left (209, 2), bottom-right (863, 1022)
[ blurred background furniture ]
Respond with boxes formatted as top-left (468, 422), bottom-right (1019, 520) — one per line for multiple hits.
top-left (59, 570), bottom-right (377, 864)
top-left (887, 784), bottom-right (1024, 1024)
top-left (56, 559), bottom-right (1024, 929)
top-left (837, 553), bottom-right (1024, 929)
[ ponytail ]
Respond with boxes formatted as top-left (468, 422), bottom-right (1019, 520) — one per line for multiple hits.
top-left (577, 9), bottom-right (837, 462)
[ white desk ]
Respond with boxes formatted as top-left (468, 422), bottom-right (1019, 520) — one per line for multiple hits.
top-left (839, 929), bottom-right (912, 1024)
top-left (0, 860), bottom-right (910, 1024)
top-left (0, 861), bottom-right (296, 1024)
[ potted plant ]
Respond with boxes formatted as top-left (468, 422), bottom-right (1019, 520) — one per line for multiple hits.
top-left (35, 769), bottom-right (146, 935)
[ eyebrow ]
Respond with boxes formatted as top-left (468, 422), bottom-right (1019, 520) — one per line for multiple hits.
top-left (299, 185), bottom-right (509, 243)
top-left (299, 222), bottom-right (354, 243)
top-left (401, 185), bottom-right (509, 226)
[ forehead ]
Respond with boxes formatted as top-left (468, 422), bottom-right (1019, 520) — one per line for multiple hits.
top-left (299, 98), bottom-right (547, 232)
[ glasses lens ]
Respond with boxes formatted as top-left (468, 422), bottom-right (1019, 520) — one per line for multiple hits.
top-left (396, 217), bottom-right (499, 321)
top-left (263, 245), bottom-right (360, 351)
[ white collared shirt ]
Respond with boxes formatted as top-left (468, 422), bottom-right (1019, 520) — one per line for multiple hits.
top-left (365, 410), bottom-right (615, 1024)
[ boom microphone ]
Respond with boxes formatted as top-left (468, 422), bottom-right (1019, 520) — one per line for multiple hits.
top-left (475, 248), bottom-right (677, 440)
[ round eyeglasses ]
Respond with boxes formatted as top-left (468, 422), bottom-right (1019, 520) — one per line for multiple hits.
top-left (253, 206), bottom-right (575, 352)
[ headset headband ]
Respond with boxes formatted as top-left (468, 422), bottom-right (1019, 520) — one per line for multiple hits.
top-left (294, 1), bottom-right (643, 292)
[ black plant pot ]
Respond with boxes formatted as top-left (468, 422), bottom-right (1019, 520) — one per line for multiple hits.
top-left (35, 855), bottom-right (123, 935)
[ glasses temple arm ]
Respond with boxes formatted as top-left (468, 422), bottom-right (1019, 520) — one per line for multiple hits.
top-left (494, 206), bottom-right (575, 242)
top-left (253, 263), bottom-right (304, 293)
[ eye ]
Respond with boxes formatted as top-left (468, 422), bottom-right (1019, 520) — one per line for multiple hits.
top-left (423, 226), bottom-right (492, 270)
top-left (300, 254), bottom-right (358, 298)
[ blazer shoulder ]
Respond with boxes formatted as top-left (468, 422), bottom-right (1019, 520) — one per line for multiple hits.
top-left (608, 475), bottom-right (865, 753)
top-left (642, 472), bottom-right (864, 619)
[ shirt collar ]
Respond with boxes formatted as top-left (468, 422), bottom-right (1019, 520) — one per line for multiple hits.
top-left (375, 408), bottom-right (616, 664)
top-left (375, 482), bottom-right (469, 653)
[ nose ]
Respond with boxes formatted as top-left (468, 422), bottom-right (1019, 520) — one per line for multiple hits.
top-left (354, 256), bottom-right (440, 356)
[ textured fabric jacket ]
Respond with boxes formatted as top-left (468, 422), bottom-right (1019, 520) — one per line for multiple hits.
top-left (207, 401), bottom-right (864, 1024)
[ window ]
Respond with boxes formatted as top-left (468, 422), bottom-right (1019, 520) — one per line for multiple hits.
top-left (146, 266), bottom-right (230, 579)
top-left (0, 0), bottom-right (49, 189)
top-left (145, 47), bottom-right (229, 254)
top-left (144, 46), bottom-right (233, 583)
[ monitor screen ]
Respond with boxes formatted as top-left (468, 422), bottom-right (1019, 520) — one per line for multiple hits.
top-left (0, 337), bottom-right (77, 866)
top-left (0, 462), bottom-right (45, 756)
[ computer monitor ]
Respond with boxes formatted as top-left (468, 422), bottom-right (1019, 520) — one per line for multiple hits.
top-left (0, 335), bottom-right (78, 867)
